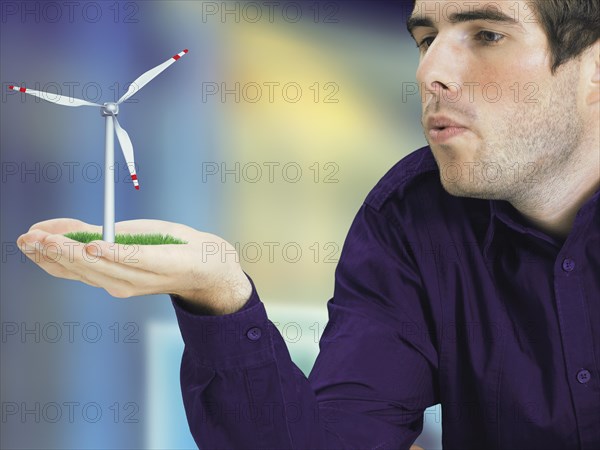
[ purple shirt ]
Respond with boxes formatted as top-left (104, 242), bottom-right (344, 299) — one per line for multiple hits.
top-left (171, 146), bottom-right (600, 449)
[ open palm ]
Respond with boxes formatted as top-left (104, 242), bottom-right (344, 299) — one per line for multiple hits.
top-left (17, 218), bottom-right (252, 314)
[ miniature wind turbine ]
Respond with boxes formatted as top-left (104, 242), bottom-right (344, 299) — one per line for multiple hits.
top-left (8, 49), bottom-right (189, 243)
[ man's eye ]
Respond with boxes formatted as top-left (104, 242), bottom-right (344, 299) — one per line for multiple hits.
top-left (474, 30), bottom-right (505, 44)
top-left (417, 36), bottom-right (435, 50)
top-left (416, 31), bottom-right (505, 52)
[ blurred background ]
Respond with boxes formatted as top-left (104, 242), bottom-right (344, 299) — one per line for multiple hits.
top-left (0, 0), bottom-right (440, 448)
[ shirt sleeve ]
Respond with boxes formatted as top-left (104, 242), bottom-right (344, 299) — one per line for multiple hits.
top-left (170, 202), bottom-right (439, 449)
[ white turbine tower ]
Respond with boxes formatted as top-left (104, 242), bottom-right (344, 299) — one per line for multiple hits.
top-left (9, 49), bottom-right (189, 243)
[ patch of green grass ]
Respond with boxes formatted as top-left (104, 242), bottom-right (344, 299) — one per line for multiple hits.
top-left (64, 232), bottom-right (188, 245)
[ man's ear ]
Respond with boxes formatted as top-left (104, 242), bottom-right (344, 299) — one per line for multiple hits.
top-left (584, 40), bottom-right (599, 106)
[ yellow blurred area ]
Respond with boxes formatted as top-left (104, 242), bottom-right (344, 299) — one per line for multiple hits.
top-left (211, 19), bottom-right (423, 305)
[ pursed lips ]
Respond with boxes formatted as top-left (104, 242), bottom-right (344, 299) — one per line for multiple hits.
top-left (425, 115), bottom-right (470, 143)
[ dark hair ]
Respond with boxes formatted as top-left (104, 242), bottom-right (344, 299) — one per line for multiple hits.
top-left (409, 0), bottom-right (600, 74)
top-left (535, 0), bottom-right (599, 73)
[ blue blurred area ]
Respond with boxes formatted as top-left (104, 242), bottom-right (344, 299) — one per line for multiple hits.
top-left (1, 1), bottom-right (439, 448)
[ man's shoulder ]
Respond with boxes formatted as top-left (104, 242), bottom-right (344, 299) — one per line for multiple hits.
top-left (362, 145), bottom-right (491, 243)
top-left (364, 145), bottom-right (441, 212)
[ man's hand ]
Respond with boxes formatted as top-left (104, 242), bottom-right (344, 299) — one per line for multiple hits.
top-left (16, 218), bottom-right (252, 315)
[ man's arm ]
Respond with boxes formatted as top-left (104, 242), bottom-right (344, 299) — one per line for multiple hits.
top-left (172, 202), bottom-right (439, 449)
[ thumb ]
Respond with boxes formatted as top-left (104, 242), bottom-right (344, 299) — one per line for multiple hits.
top-left (84, 240), bottom-right (111, 258)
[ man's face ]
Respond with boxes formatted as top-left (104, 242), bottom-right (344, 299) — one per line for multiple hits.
top-left (409, 0), bottom-right (585, 201)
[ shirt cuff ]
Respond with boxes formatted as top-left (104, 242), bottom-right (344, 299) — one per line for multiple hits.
top-left (170, 273), bottom-right (274, 369)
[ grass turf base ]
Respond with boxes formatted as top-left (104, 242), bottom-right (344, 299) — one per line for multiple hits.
top-left (64, 232), bottom-right (188, 245)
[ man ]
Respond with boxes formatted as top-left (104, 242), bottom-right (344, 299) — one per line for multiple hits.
top-left (18, 0), bottom-right (599, 448)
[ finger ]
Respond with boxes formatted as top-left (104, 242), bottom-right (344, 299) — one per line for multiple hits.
top-left (22, 247), bottom-right (141, 297)
top-left (18, 231), bottom-right (100, 285)
top-left (18, 229), bottom-right (54, 246)
top-left (19, 229), bottom-right (187, 278)
top-left (21, 246), bottom-right (80, 280)
top-left (21, 235), bottom-right (155, 297)
top-left (18, 228), bottom-right (196, 298)
top-left (82, 239), bottom-right (199, 297)
top-left (85, 238), bottom-right (192, 275)
top-left (27, 218), bottom-right (101, 235)
top-left (38, 235), bottom-right (173, 296)
top-left (55, 250), bottom-right (165, 298)
top-left (20, 246), bottom-right (100, 287)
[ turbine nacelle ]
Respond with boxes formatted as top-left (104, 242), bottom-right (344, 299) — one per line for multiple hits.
top-left (101, 102), bottom-right (119, 116)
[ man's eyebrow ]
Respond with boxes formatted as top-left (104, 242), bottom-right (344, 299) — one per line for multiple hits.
top-left (406, 9), bottom-right (523, 40)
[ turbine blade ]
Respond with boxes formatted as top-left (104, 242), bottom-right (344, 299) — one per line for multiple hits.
top-left (117, 49), bottom-right (188, 104)
top-left (7, 85), bottom-right (101, 107)
top-left (113, 116), bottom-right (139, 190)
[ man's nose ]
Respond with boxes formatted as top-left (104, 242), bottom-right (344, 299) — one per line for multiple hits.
top-left (416, 35), bottom-right (468, 101)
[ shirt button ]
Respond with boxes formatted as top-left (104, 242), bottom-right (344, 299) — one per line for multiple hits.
top-left (562, 258), bottom-right (575, 272)
top-left (246, 327), bottom-right (262, 341)
top-left (576, 369), bottom-right (591, 384)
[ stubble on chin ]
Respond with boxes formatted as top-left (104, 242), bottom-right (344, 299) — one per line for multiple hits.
top-left (428, 62), bottom-right (584, 204)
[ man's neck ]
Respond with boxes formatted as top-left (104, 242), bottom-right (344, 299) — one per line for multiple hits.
top-left (510, 163), bottom-right (599, 240)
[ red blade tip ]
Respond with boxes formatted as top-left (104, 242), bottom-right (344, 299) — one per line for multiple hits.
top-left (8, 85), bottom-right (14, 90)
top-left (183, 49), bottom-right (189, 53)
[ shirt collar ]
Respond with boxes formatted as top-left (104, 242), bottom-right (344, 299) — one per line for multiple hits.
top-left (482, 187), bottom-right (599, 259)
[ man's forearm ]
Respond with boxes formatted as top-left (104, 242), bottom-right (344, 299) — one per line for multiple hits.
top-left (171, 288), bottom-right (343, 449)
